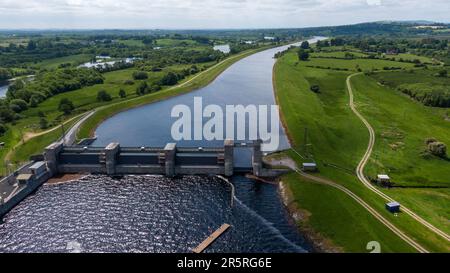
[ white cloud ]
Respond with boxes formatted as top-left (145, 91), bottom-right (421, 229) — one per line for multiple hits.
top-left (0, 0), bottom-right (448, 29)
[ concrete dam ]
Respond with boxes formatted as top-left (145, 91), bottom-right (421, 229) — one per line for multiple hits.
top-left (45, 139), bottom-right (283, 177)
top-left (1, 139), bottom-right (286, 219)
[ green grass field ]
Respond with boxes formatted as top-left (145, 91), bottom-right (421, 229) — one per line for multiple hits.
top-left (0, 38), bottom-right (29, 47)
top-left (9, 117), bottom-right (80, 163)
top-left (274, 49), bottom-right (450, 252)
top-left (388, 53), bottom-right (435, 64)
top-left (370, 68), bottom-right (450, 87)
top-left (31, 54), bottom-right (93, 69)
top-left (155, 38), bottom-right (200, 47)
top-left (282, 173), bottom-right (414, 253)
top-left (305, 57), bottom-right (415, 71)
top-left (117, 39), bottom-right (146, 47)
top-left (350, 74), bottom-right (450, 233)
top-left (311, 51), bottom-right (369, 58)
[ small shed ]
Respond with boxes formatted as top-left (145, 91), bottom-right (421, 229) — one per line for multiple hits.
top-left (377, 174), bottom-right (390, 183)
top-left (302, 162), bottom-right (317, 172)
top-left (16, 173), bottom-right (33, 185)
top-left (29, 161), bottom-right (47, 177)
top-left (385, 202), bottom-right (400, 213)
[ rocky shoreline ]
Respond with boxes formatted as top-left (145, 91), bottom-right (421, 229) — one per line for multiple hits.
top-left (277, 171), bottom-right (343, 253)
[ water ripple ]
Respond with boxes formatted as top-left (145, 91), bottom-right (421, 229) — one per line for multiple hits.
top-left (0, 175), bottom-right (310, 253)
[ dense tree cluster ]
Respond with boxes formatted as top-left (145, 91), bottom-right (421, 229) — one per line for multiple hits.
top-left (397, 83), bottom-right (450, 107)
top-left (317, 37), bottom-right (449, 64)
top-left (6, 68), bottom-right (104, 107)
top-left (136, 48), bottom-right (224, 71)
top-left (0, 68), bottom-right (12, 81)
top-left (229, 42), bottom-right (258, 54)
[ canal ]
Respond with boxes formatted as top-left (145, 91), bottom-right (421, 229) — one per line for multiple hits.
top-left (0, 37), bottom-right (326, 253)
top-left (93, 39), bottom-right (326, 149)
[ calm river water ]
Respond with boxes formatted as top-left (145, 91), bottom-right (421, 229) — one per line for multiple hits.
top-left (0, 37), bottom-right (326, 253)
top-left (0, 84), bottom-right (8, 98)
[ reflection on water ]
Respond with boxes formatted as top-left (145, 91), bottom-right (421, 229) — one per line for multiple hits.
top-left (213, 44), bottom-right (230, 54)
top-left (0, 175), bottom-right (311, 253)
top-left (0, 84), bottom-right (8, 98)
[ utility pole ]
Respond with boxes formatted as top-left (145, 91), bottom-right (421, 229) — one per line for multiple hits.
top-left (61, 122), bottom-right (66, 144)
top-left (304, 127), bottom-right (308, 159)
top-left (19, 130), bottom-right (24, 144)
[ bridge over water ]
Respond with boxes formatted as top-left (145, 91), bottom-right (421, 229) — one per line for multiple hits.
top-left (44, 139), bottom-right (284, 178)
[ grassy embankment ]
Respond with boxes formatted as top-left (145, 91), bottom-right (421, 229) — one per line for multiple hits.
top-left (0, 46), bottom-right (271, 170)
top-left (273, 48), bottom-right (449, 252)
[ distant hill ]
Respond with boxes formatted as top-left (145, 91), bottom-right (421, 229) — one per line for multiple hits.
top-left (1, 21), bottom-right (448, 38)
top-left (296, 21), bottom-right (449, 37)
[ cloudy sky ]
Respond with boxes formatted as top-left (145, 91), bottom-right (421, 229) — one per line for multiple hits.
top-left (0, 0), bottom-right (448, 29)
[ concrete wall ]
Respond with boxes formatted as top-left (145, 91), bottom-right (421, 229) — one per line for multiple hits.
top-left (45, 139), bottom-right (279, 177)
top-left (1, 170), bottom-right (51, 219)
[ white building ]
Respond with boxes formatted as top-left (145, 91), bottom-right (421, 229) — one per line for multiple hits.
top-left (377, 174), bottom-right (390, 183)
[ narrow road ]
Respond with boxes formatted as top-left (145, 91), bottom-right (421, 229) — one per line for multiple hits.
top-left (292, 167), bottom-right (428, 253)
top-left (61, 110), bottom-right (96, 145)
top-left (346, 73), bottom-right (450, 242)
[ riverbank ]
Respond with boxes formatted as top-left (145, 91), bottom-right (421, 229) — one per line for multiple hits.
top-left (278, 179), bottom-right (343, 253)
top-left (263, 154), bottom-right (342, 252)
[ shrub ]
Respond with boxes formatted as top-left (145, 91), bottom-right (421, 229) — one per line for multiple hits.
top-left (136, 81), bottom-right (149, 96)
top-left (9, 103), bottom-right (22, 113)
top-left (436, 69), bottom-right (447, 78)
top-left (119, 89), bottom-right (126, 98)
top-left (97, 90), bottom-right (112, 102)
top-left (160, 72), bottom-right (179, 86)
top-left (300, 41), bottom-right (310, 49)
top-left (310, 85), bottom-right (320, 93)
top-left (132, 71), bottom-right (148, 80)
top-left (39, 118), bottom-right (48, 129)
top-left (0, 107), bottom-right (15, 122)
top-left (297, 49), bottom-right (309, 61)
top-left (29, 94), bottom-right (44, 107)
top-left (123, 79), bottom-right (135, 85)
top-left (428, 141), bottom-right (447, 158)
top-left (149, 83), bottom-right (162, 92)
top-left (9, 99), bottom-right (28, 112)
top-left (58, 98), bottom-right (75, 115)
top-left (0, 123), bottom-right (6, 136)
